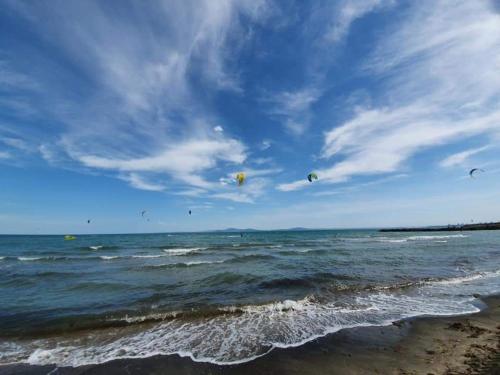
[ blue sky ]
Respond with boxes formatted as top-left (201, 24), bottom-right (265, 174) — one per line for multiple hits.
top-left (1, 0), bottom-right (500, 234)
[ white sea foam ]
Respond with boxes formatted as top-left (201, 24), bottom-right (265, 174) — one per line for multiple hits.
top-left (184, 260), bottom-right (224, 266)
top-left (99, 256), bottom-right (118, 260)
top-left (11, 269), bottom-right (499, 368)
top-left (89, 246), bottom-right (103, 250)
top-left (0, 256), bottom-right (5, 260)
top-left (376, 239), bottom-right (407, 243)
top-left (18, 257), bottom-right (42, 261)
top-left (430, 270), bottom-right (500, 286)
top-left (407, 234), bottom-right (468, 240)
top-left (132, 254), bottom-right (165, 258)
top-left (163, 248), bottom-right (204, 255)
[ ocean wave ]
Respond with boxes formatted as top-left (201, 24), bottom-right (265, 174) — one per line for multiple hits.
top-left (278, 249), bottom-right (313, 255)
top-left (200, 272), bottom-right (260, 286)
top-left (144, 260), bottom-right (225, 270)
top-left (429, 269), bottom-right (500, 286)
top-left (83, 245), bottom-right (119, 251)
top-left (226, 254), bottom-right (276, 263)
top-left (3, 265), bottom-right (499, 366)
top-left (407, 234), bottom-right (468, 240)
top-left (163, 248), bottom-right (205, 255)
top-left (375, 238), bottom-right (407, 243)
top-left (17, 257), bottom-right (43, 261)
top-left (11, 288), bottom-right (485, 367)
top-left (260, 273), bottom-right (357, 290)
top-left (131, 254), bottom-right (165, 258)
top-left (100, 256), bottom-right (118, 260)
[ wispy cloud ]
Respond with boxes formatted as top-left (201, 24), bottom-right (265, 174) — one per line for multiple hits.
top-left (279, 0), bottom-right (500, 191)
top-left (265, 88), bottom-right (321, 135)
top-left (120, 173), bottom-right (166, 192)
top-left (76, 138), bottom-right (247, 189)
top-left (0, 151), bottom-right (12, 160)
top-left (259, 140), bottom-right (272, 151)
top-left (325, 0), bottom-right (394, 43)
top-left (440, 146), bottom-right (491, 168)
top-left (2, 0), bottom-right (268, 200)
top-left (312, 173), bottom-right (408, 196)
top-left (0, 137), bottom-right (29, 152)
top-left (213, 176), bottom-right (270, 203)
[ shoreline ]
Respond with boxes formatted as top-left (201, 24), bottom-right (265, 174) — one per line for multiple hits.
top-left (3, 295), bottom-right (499, 375)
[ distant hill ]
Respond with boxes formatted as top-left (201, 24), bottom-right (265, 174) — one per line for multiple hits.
top-left (380, 222), bottom-right (500, 232)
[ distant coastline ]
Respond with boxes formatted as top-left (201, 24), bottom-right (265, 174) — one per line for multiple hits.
top-left (380, 221), bottom-right (500, 232)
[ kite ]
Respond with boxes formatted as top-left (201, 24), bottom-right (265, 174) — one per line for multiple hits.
top-left (469, 168), bottom-right (484, 178)
top-left (307, 172), bottom-right (318, 182)
top-left (235, 172), bottom-right (246, 186)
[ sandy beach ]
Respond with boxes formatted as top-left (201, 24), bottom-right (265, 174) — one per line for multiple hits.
top-left (2, 294), bottom-right (498, 375)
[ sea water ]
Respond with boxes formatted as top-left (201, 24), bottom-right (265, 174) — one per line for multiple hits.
top-left (0, 230), bottom-right (499, 366)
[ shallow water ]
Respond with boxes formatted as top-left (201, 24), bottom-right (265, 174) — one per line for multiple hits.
top-left (0, 230), bottom-right (499, 366)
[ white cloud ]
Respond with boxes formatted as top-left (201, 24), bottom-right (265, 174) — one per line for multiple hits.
top-left (175, 188), bottom-right (207, 197)
top-left (120, 173), bottom-right (166, 192)
top-left (325, 0), bottom-right (393, 43)
top-left (439, 146), bottom-right (491, 168)
top-left (3, 0), bottom-right (268, 200)
top-left (213, 176), bottom-right (270, 203)
top-left (0, 137), bottom-right (30, 152)
top-left (0, 151), bottom-right (12, 160)
top-left (259, 140), bottom-right (271, 151)
top-left (265, 88), bottom-right (321, 135)
top-left (231, 167), bottom-right (282, 178)
top-left (280, 1), bottom-right (500, 191)
top-left (252, 157), bottom-right (273, 165)
top-left (270, 88), bottom-right (321, 114)
top-left (76, 138), bottom-right (246, 189)
top-left (212, 192), bottom-right (254, 203)
top-left (277, 179), bottom-right (310, 192)
top-left (38, 144), bottom-right (59, 164)
top-left (312, 173), bottom-right (408, 196)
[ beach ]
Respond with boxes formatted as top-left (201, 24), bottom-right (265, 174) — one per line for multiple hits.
top-left (2, 294), bottom-right (498, 374)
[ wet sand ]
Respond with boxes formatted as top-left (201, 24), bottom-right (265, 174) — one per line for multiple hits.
top-left (2, 295), bottom-right (499, 375)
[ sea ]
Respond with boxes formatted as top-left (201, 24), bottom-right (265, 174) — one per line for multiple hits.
top-left (0, 230), bottom-right (499, 367)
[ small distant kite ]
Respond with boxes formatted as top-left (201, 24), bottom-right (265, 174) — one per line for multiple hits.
top-left (87, 219), bottom-right (91, 224)
top-left (189, 210), bottom-right (192, 215)
top-left (307, 172), bottom-right (318, 182)
top-left (469, 168), bottom-right (484, 178)
top-left (141, 210), bottom-right (147, 217)
top-left (235, 172), bottom-right (246, 186)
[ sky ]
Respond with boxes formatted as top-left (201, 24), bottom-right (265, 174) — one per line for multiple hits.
top-left (1, 0), bottom-right (500, 234)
